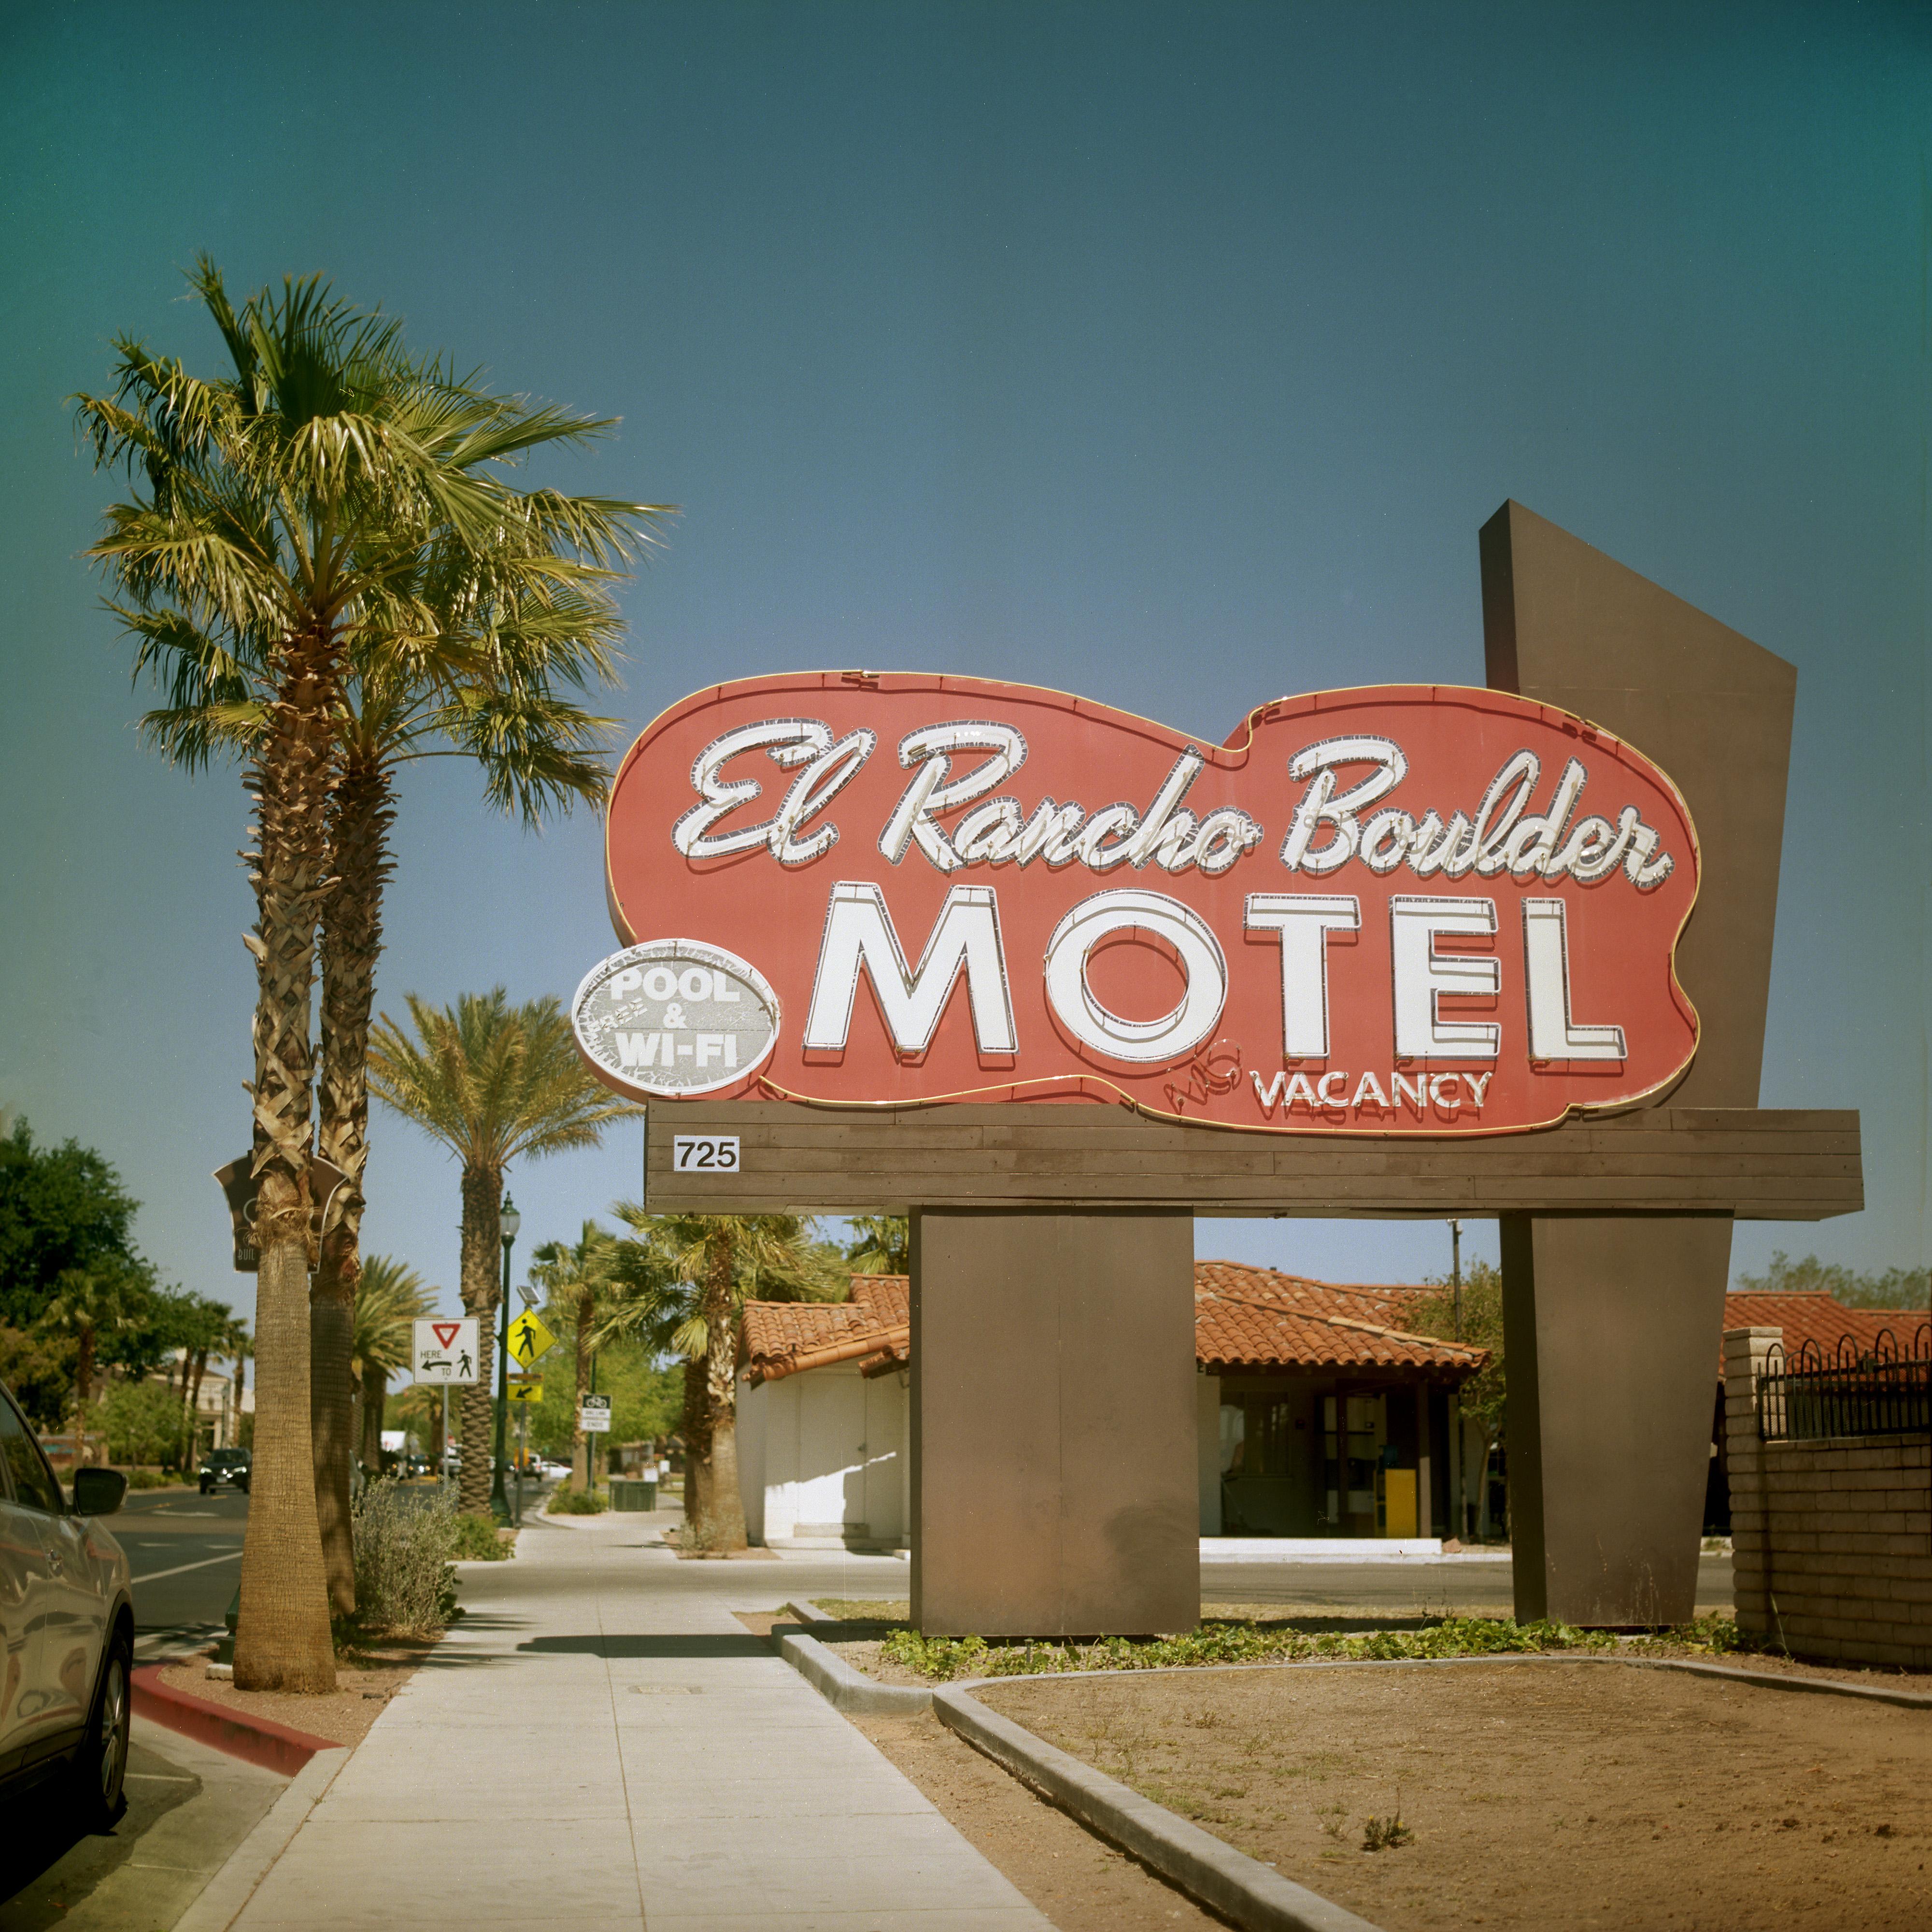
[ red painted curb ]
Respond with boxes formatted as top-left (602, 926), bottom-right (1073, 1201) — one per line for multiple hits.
top-left (131, 1664), bottom-right (342, 1775)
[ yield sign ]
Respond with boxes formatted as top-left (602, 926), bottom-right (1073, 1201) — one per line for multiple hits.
top-left (432, 1321), bottom-right (463, 1350)
top-left (508, 1310), bottom-right (558, 1368)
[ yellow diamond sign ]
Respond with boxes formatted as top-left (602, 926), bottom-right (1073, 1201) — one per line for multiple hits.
top-left (507, 1311), bottom-right (557, 1368)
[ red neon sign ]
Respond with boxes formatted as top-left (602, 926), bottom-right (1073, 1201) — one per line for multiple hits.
top-left (585, 674), bottom-right (1699, 1135)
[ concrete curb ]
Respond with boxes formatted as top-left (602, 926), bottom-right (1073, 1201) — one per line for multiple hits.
top-left (775, 1605), bottom-right (932, 1714)
top-left (932, 1684), bottom-right (1382, 1932)
top-left (171, 1738), bottom-right (348, 1932)
top-left (131, 1664), bottom-right (343, 1775)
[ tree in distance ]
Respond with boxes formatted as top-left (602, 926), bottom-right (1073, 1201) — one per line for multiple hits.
top-left (1735, 1250), bottom-right (1932, 1316)
top-left (36, 1266), bottom-right (144, 1465)
top-left (368, 990), bottom-right (639, 1516)
top-left (597, 1210), bottom-right (845, 1550)
top-left (75, 260), bottom-right (663, 1683)
top-left (351, 1256), bottom-right (438, 1476)
top-left (530, 1222), bottom-right (619, 1494)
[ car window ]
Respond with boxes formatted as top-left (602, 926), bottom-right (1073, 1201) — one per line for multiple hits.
top-left (0, 1392), bottom-right (65, 1515)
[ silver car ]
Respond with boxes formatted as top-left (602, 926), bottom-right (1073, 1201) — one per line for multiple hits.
top-left (0, 1380), bottom-right (134, 1822)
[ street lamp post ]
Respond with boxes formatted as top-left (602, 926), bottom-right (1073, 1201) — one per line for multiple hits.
top-left (490, 1195), bottom-right (520, 1521)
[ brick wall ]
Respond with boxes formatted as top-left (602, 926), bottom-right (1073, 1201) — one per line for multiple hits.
top-left (1723, 1327), bottom-right (1931, 1669)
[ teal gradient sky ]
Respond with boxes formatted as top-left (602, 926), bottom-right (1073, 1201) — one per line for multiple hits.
top-left (1, 1), bottom-right (1926, 1331)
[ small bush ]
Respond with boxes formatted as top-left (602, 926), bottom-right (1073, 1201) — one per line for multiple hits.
top-left (547, 1487), bottom-right (606, 1515)
top-left (352, 1481), bottom-right (459, 1632)
top-left (449, 1510), bottom-right (513, 1561)
top-left (123, 1467), bottom-right (181, 1490)
top-left (1362, 1810), bottom-right (1413, 1853)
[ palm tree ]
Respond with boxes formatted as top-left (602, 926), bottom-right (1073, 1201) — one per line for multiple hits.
top-left (349, 1256), bottom-right (438, 1483)
top-left (368, 990), bottom-right (640, 1515)
top-left (597, 1210), bottom-right (842, 1550)
top-left (530, 1222), bottom-right (620, 1493)
top-left (76, 260), bottom-right (662, 1690)
top-left (842, 1215), bottom-right (909, 1275)
top-left (37, 1267), bottom-right (140, 1464)
top-left (174, 1294), bottom-right (237, 1466)
top-left (141, 527), bottom-right (646, 1601)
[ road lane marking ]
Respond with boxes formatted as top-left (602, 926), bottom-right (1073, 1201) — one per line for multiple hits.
top-left (130, 1551), bottom-right (245, 1584)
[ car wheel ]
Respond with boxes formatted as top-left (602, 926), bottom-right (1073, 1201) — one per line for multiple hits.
top-left (75, 1628), bottom-right (132, 1827)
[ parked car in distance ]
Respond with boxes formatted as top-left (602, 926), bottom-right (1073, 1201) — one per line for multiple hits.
top-left (535, 1459), bottom-right (572, 1481)
top-left (1, 1379), bottom-right (135, 1823)
top-left (199, 1448), bottom-right (251, 1495)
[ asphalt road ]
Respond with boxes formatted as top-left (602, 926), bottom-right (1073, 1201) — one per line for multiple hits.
top-left (111, 1488), bottom-right (249, 1634)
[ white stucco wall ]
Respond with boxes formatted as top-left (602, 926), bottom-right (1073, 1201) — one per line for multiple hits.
top-left (738, 1360), bottom-right (908, 1546)
top-left (1197, 1372), bottom-right (1222, 1534)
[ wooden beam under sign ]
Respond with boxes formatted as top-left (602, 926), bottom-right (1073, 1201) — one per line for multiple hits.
top-left (641, 1103), bottom-right (1861, 1219)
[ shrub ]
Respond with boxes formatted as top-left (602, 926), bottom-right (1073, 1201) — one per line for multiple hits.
top-left (103, 1381), bottom-right (185, 1467)
top-left (123, 1466), bottom-right (180, 1489)
top-left (352, 1480), bottom-right (459, 1632)
top-left (547, 1487), bottom-right (606, 1515)
top-left (449, 1511), bottom-right (513, 1561)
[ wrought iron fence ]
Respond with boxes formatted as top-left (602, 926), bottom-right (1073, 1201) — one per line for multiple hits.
top-left (1757, 1326), bottom-right (1932, 1442)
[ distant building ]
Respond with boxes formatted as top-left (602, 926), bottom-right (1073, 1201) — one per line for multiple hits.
top-left (738, 1267), bottom-right (1489, 1549)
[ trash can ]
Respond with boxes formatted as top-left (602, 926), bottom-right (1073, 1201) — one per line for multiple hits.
top-left (609, 1477), bottom-right (659, 1512)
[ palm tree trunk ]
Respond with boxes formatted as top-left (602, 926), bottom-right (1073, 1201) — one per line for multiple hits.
top-left (187, 1350), bottom-right (210, 1465)
top-left (74, 1327), bottom-right (96, 1466)
top-left (310, 1284), bottom-right (356, 1615)
top-left (313, 755), bottom-right (392, 1615)
top-left (702, 1239), bottom-right (747, 1551)
top-left (681, 1356), bottom-right (710, 1533)
top-left (456, 1165), bottom-right (502, 1516)
top-left (361, 1373), bottom-right (386, 1474)
top-left (233, 629), bottom-right (340, 1695)
top-left (570, 1289), bottom-right (593, 1493)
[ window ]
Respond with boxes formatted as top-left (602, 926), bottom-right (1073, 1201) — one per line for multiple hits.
top-left (0, 1392), bottom-right (65, 1515)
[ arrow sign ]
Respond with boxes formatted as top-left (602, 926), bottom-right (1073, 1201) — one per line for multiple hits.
top-left (507, 1311), bottom-right (558, 1368)
top-left (412, 1317), bottom-right (480, 1385)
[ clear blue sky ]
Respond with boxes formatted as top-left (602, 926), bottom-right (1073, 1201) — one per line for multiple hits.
top-left (1, 1), bottom-right (1925, 1333)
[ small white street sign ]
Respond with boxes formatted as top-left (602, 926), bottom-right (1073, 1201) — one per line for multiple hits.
top-left (580, 1394), bottom-right (612, 1434)
top-left (412, 1318), bottom-right (481, 1385)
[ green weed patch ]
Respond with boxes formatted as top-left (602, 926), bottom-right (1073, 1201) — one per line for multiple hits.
top-left (880, 1614), bottom-right (1621, 1681)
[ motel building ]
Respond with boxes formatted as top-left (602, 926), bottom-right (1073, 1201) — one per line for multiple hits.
top-left (737, 1264), bottom-right (1489, 1552)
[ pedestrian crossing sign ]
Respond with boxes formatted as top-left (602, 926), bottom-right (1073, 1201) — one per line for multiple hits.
top-left (507, 1311), bottom-right (558, 1368)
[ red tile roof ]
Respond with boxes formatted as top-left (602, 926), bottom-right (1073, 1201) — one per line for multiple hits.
top-left (741, 1278), bottom-right (1923, 1388)
top-left (1720, 1293), bottom-right (1923, 1375)
top-left (741, 1276), bottom-right (909, 1383)
top-left (1193, 1262), bottom-right (1486, 1377)
top-left (741, 1266), bottom-right (1485, 1383)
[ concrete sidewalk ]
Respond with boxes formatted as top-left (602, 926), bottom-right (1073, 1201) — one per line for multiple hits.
top-left (229, 1512), bottom-right (1050, 1932)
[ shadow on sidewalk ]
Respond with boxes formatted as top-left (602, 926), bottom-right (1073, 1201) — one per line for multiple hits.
top-left (518, 1634), bottom-right (772, 1660)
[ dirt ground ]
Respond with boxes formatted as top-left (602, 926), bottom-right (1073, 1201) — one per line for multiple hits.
top-left (156, 1633), bottom-right (438, 1747)
top-left (981, 1660), bottom-right (1932, 1932)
